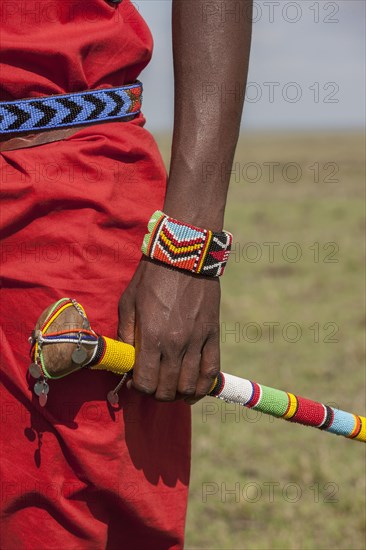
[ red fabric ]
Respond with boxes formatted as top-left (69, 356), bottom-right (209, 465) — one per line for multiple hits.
top-left (0, 2), bottom-right (191, 549)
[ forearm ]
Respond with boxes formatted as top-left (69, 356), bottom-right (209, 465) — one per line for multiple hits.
top-left (119, 1), bottom-right (252, 402)
top-left (165, 0), bottom-right (253, 231)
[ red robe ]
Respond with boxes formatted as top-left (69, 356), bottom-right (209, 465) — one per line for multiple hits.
top-left (0, 1), bottom-right (190, 548)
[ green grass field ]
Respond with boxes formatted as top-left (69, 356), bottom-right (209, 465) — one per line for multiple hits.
top-left (155, 131), bottom-right (365, 550)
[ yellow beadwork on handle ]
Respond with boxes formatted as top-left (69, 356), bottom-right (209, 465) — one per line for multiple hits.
top-left (90, 337), bottom-right (135, 375)
top-left (354, 419), bottom-right (366, 442)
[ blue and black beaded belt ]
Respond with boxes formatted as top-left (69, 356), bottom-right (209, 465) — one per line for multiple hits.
top-left (0, 81), bottom-right (142, 134)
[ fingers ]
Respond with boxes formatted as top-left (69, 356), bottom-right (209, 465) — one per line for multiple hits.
top-left (135, 333), bottom-right (186, 401)
top-left (144, 335), bottom-right (202, 401)
top-left (131, 338), bottom-right (219, 403)
top-left (188, 336), bottom-right (220, 404)
top-left (131, 348), bottom-right (161, 395)
top-left (127, 330), bottom-right (219, 402)
top-left (154, 356), bottom-right (182, 401)
top-left (117, 294), bottom-right (135, 346)
top-left (177, 349), bottom-right (201, 398)
top-left (155, 334), bottom-right (197, 401)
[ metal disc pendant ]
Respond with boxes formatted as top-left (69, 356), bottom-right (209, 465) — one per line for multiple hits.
top-left (107, 391), bottom-right (119, 405)
top-left (34, 381), bottom-right (44, 396)
top-left (34, 380), bottom-right (49, 396)
top-left (29, 363), bottom-right (42, 378)
top-left (72, 347), bottom-right (87, 365)
top-left (39, 392), bottom-right (48, 407)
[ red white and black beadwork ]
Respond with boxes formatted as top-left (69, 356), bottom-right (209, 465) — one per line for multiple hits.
top-left (141, 211), bottom-right (233, 277)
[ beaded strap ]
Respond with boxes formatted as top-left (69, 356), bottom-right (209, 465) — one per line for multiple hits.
top-left (141, 211), bottom-right (233, 277)
top-left (0, 82), bottom-right (142, 134)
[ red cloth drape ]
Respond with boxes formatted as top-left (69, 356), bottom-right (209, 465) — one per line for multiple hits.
top-left (0, 2), bottom-right (190, 548)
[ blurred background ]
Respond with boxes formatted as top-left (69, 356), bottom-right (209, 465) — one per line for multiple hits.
top-left (139, 2), bottom-right (365, 549)
top-left (140, 0), bottom-right (365, 132)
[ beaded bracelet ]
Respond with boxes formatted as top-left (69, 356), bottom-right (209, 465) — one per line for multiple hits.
top-left (141, 210), bottom-right (232, 277)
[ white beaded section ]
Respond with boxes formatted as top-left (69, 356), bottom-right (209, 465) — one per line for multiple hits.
top-left (217, 373), bottom-right (254, 405)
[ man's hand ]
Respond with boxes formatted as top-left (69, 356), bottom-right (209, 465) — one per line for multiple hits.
top-left (118, 257), bottom-right (220, 403)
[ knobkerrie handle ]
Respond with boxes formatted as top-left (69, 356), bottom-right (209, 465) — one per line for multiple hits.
top-left (95, 336), bottom-right (365, 443)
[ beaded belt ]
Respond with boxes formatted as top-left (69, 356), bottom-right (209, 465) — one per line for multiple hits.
top-left (0, 81), bottom-right (142, 134)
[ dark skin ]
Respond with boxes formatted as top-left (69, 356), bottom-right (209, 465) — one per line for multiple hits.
top-left (118, 0), bottom-right (253, 403)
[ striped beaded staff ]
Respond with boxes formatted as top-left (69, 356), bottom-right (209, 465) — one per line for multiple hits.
top-left (209, 373), bottom-right (365, 442)
top-left (29, 298), bottom-right (365, 443)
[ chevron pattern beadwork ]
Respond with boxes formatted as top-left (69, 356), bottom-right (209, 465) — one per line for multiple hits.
top-left (0, 82), bottom-right (142, 133)
top-left (141, 211), bottom-right (233, 277)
